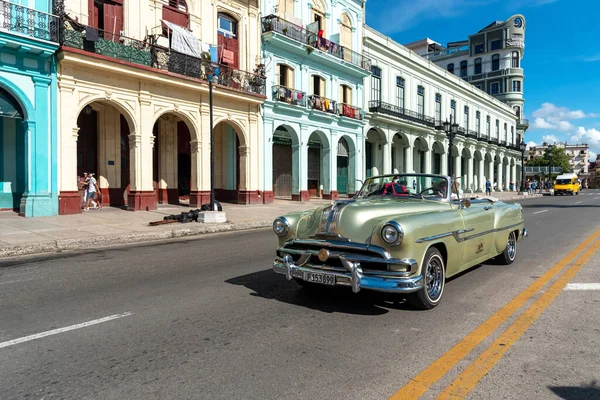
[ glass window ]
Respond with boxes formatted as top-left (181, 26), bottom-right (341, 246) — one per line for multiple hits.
top-left (486, 116), bottom-right (490, 137)
top-left (514, 106), bottom-right (521, 118)
top-left (495, 119), bottom-right (500, 139)
top-left (512, 80), bottom-right (522, 92)
top-left (417, 85), bottom-right (424, 115)
top-left (492, 54), bottom-right (500, 71)
top-left (464, 106), bottom-right (469, 130)
top-left (450, 99), bottom-right (456, 121)
top-left (476, 111), bottom-right (481, 133)
top-left (490, 39), bottom-right (502, 50)
top-left (435, 93), bottom-right (442, 124)
top-left (218, 13), bottom-right (237, 37)
top-left (512, 51), bottom-right (520, 68)
top-left (447, 63), bottom-right (454, 73)
top-left (396, 77), bottom-right (405, 108)
top-left (460, 60), bottom-right (468, 77)
top-left (511, 126), bottom-right (514, 144)
top-left (474, 43), bottom-right (484, 54)
top-left (504, 123), bottom-right (508, 141)
top-left (371, 66), bottom-right (381, 102)
top-left (475, 84), bottom-right (483, 90)
top-left (491, 82), bottom-right (500, 95)
top-left (473, 58), bottom-right (482, 75)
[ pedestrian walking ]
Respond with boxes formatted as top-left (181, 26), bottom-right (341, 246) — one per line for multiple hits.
top-left (485, 178), bottom-right (492, 196)
top-left (84, 173), bottom-right (102, 211)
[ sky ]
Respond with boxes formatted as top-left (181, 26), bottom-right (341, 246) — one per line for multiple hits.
top-left (365, 0), bottom-right (600, 162)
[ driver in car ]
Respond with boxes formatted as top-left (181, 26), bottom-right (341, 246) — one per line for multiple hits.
top-left (437, 180), bottom-right (459, 200)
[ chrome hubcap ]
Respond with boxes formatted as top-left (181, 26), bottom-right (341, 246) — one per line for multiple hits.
top-left (426, 255), bottom-right (444, 301)
top-left (507, 232), bottom-right (516, 260)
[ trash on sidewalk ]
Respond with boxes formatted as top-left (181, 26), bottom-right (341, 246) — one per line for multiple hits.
top-left (149, 201), bottom-right (224, 226)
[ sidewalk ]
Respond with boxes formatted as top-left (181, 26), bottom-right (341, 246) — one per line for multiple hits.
top-left (0, 191), bottom-right (540, 259)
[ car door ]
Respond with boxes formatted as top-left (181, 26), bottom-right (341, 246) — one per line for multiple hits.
top-left (460, 201), bottom-right (496, 266)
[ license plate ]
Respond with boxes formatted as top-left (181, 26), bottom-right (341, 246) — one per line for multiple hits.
top-left (303, 271), bottom-right (336, 285)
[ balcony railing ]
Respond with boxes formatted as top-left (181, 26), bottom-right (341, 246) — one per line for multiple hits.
top-left (338, 103), bottom-right (363, 120)
top-left (261, 15), bottom-right (371, 70)
top-left (309, 94), bottom-right (338, 115)
top-left (0, 0), bottom-right (59, 42)
top-left (467, 129), bottom-right (478, 139)
top-left (518, 118), bottom-right (530, 127)
top-left (62, 22), bottom-right (266, 96)
top-left (272, 85), bottom-right (307, 107)
top-left (477, 132), bottom-right (489, 141)
top-left (500, 139), bottom-right (507, 146)
top-left (368, 100), bottom-right (435, 127)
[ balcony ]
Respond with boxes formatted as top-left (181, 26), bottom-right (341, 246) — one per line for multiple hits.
top-left (338, 103), bottom-right (363, 120)
top-left (477, 132), bottom-right (489, 141)
top-left (422, 45), bottom-right (469, 61)
top-left (272, 85), bottom-right (307, 107)
top-left (368, 100), bottom-right (435, 127)
top-left (467, 129), bottom-right (478, 139)
top-left (518, 118), bottom-right (530, 128)
top-left (261, 15), bottom-right (371, 73)
top-left (308, 94), bottom-right (338, 116)
top-left (0, 0), bottom-right (59, 43)
top-left (62, 22), bottom-right (266, 97)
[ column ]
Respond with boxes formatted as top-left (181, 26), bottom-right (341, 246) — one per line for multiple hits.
top-left (424, 149), bottom-right (432, 174)
top-left (511, 162), bottom-right (517, 191)
top-left (404, 139), bottom-right (414, 173)
top-left (497, 159), bottom-right (503, 192)
top-left (478, 158), bottom-right (485, 192)
top-left (382, 141), bottom-right (392, 174)
top-left (262, 119), bottom-right (274, 203)
top-left (505, 162), bottom-right (510, 191)
top-left (58, 78), bottom-right (81, 214)
top-left (467, 156), bottom-right (474, 193)
top-left (292, 141), bottom-right (309, 201)
top-left (127, 103), bottom-right (156, 211)
top-left (488, 153), bottom-right (495, 192)
top-left (441, 149), bottom-right (448, 176)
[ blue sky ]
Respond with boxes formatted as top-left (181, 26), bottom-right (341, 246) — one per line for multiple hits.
top-left (365, 0), bottom-right (600, 161)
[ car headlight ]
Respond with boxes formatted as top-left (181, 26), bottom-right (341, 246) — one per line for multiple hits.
top-left (273, 217), bottom-right (289, 237)
top-left (381, 221), bottom-right (404, 246)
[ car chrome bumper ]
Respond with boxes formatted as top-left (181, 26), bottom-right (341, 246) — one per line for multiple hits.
top-left (273, 255), bottom-right (423, 294)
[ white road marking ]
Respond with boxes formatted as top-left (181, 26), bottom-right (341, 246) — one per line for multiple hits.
top-left (564, 283), bottom-right (600, 291)
top-left (594, 197), bottom-right (600, 200)
top-left (532, 210), bottom-right (548, 215)
top-left (575, 201), bottom-right (583, 204)
top-left (0, 312), bottom-right (132, 350)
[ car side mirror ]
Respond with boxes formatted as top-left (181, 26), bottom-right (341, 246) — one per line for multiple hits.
top-left (459, 199), bottom-right (471, 209)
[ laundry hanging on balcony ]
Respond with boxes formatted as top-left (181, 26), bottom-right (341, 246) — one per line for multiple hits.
top-left (162, 20), bottom-right (201, 58)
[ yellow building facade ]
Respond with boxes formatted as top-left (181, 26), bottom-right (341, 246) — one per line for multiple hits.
top-left (57, 0), bottom-right (265, 214)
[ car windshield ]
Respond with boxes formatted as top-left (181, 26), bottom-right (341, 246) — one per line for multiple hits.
top-left (356, 174), bottom-right (452, 200)
top-left (556, 179), bottom-right (571, 185)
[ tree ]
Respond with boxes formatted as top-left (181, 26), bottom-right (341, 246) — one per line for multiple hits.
top-left (526, 146), bottom-right (572, 178)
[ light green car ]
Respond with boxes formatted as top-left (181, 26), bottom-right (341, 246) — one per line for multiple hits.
top-left (272, 173), bottom-right (527, 309)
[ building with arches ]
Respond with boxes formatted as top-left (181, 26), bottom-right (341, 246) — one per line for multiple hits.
top-left (363, 26), bottom-right (523, 193)
top-left (0, 1), bottom-right (60, 217)
top-left (56, 0), bottom-right (266, 214)
top-left (260, 0), bottom-right (370, 201)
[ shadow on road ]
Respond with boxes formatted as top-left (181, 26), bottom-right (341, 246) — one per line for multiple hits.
top-left (548, 380), bottom-right (600, 400)
top-left (524, 203), bottom-right (600, 209)
top-left (226, 269), bottom-right (418, 315)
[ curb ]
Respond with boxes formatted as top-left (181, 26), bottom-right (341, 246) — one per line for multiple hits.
top-left (0, 220), bottom-right (272, 259)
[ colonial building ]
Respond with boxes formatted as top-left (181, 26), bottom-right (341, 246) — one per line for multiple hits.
top-left (405, 14), bottom-right (529, 139)
top-left (260, 0), bottom-right (370, 201)
top-left (0, 0), bottom-right (59, 216)
top-left (56, 0), bottom-right (266, 214)
top-left (528, 141), bottom-right (590, 183)
top-left (363, 26), bottom-right (522, 192)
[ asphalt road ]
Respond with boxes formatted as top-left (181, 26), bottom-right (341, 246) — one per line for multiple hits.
top-left (1, 191), bottom-right (600, 400)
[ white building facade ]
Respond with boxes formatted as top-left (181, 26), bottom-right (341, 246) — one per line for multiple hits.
top-left (528, 142), bottom-right (590, 176)
top-left (363, 26), bottom-right (523, 192)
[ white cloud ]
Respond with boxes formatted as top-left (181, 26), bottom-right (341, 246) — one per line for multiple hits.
top-left (557, 121), bottom-right (575, 131)
top-left (526, 141), bottom-right (537, 149)
top-left (532, 117), bottom-right (555, 130)
top-left (589, 151), bottom-right (597, 162)
top-left (570, 127), bottom-right (600, 147)
top-left (542, 134), bottom-right (560, 144)
top-left (529, 103), bottom-right (597, 132)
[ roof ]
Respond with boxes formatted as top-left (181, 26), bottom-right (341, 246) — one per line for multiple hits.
top-left (478, 20), bottom-right (504, 32)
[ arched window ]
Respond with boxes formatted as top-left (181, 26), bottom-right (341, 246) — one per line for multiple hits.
top-left (474, 57), bottom-right (482, 74)
top-left (217, 13), bottom-right (239, 68)
top-left (311, 0), bottom-right (326, 34)
top-left (276, 0), bottom-right (294, 15)
top-left (512, 51), bottom-right (520, 68)
top-left (447, 63), bottom-right (454, 73)
top-left (340, 13), bottom-right (352, 50)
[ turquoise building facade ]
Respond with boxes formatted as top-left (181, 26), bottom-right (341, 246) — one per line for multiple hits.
top-left (260, 0), bottom-right (370, 202)
top-left (0, 0), bottom-right (59, 216)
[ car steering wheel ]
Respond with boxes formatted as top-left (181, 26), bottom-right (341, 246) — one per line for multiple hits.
top-left (419, 187), bottom-right (439, 196)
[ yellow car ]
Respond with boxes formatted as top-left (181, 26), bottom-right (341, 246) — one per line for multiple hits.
top-left (554, 173), bottom-right (580, 195)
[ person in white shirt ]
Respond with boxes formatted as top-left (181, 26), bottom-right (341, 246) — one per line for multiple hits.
top-left (84, 173), bottom-right (101, 211)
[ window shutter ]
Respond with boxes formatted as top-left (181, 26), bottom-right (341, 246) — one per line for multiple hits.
top-left (320, 78), bottom-right (326, 98)
top-left (339, 85), bottom-right (344, 103)
top-left (286, 67), bottom-right (294, 89)
top-left (285, 0), bottom-right (294, 13)
top-left (103, 2), bottom-right (124, 41)
top-left (88, 0), bottom-right (98, 28)
top-left (346, 86), bottom-right (352, 104)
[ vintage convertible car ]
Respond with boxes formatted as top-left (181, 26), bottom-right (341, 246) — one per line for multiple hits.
top-left (272, 174), bottom-right (528, 309)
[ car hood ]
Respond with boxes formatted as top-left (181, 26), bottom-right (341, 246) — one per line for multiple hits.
top-left (296, 197), bottom-right (452, 242)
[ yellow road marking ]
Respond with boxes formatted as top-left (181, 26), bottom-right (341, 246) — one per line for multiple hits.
top-left (390, 228), bottom-right (600, 400)
top-left (437, 237), bottom-right (600, 399)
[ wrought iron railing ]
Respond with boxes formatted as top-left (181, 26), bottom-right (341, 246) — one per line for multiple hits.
top-left (368, 100), bottom-right (435, 127)
top-left (519, 118), bottom-right (529, 126)
top-left (272, 85), bottom-right (307, 107)
top-left (62, 22), bottom-right (266, 96)
top-left (261, 15), bottom-right (371, 70)
top-left (0, 0), bottom-right (59, 42)
top-left (338, 103), bottom-right (363, 120)
top-left (309, 94), bottom-right (338, 115)
top-left (500, 139), bottom-right (507, 146)
top-left (467, 129), bottom-right (478, 139)
top-left (477, 132), bottom-right (489, 141)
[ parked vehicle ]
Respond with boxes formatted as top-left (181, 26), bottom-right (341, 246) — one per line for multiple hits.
top-left (271, 174), bottom-right (528, 309)
top-left (553, 173), bottom-right (580, 195)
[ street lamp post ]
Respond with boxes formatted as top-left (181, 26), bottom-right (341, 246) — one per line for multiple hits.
top-left (442, 115), bottom-right (459, 179)
top-left (208, 68), bottom-right (220, 211)
top-left (547, 144), bottom-right (554, 187)
top-left (520, 141), bottom-right (526, 192)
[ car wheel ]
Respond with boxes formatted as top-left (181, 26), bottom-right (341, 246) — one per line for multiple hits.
top-left (498, 231), bottom-right (517, 265)
top-left (408, 248), bottom-right (445, 310)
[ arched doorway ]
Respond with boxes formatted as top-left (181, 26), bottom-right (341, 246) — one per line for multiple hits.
top-left (0, 87), bottom-right (26, 212)
top-left (307, 131), bottom-right (329, 198)
top-left (76, 102), bottom-right (132, 208)
top-left (214, 120), bottom-right (249, 203)
top-left (391, 132), bottom-right (408, 173)
top-left (432, 141), bottom-right (445, 175)
top-left (337, 136), bottom-right (356, 196)
top-left (272, 125), bottom-right (299, 199)
top-left (365, 128), bottom-right (385, 177)
top-left (153, 114), bottom-right (193, 205)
